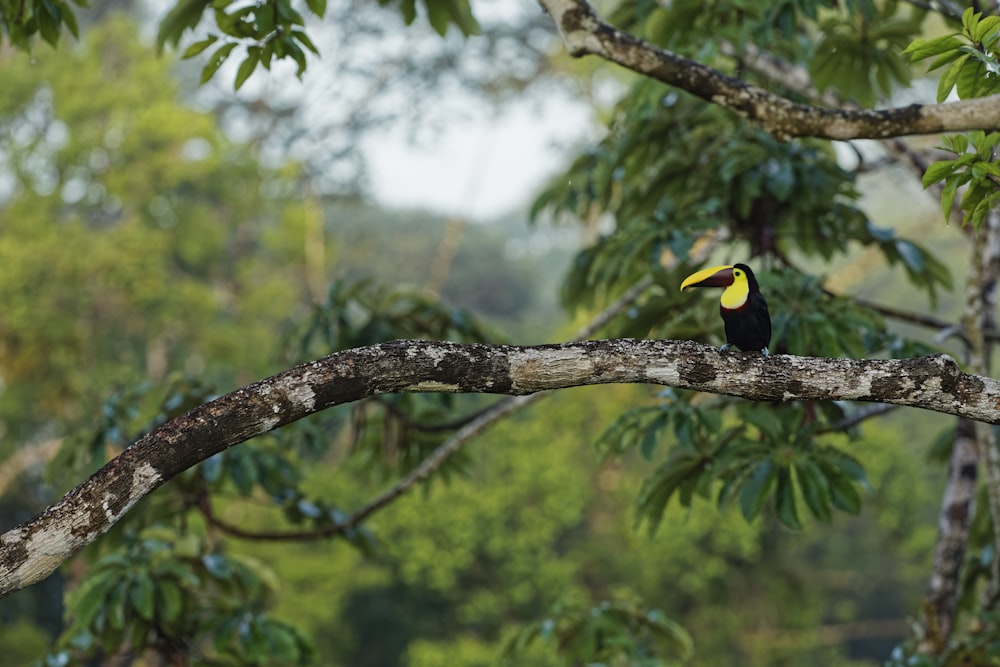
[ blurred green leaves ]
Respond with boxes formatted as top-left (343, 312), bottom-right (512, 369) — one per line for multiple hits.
top-left (54, 527), bottom-right (314, 666)
top-left (156, 0), bottom-right (479, 89)
top-left (809, 4), bottom-right (918, 106)
top-left (504, 595), bottom-right (693, 667)
top-left (287, 277), bottom-right (496, 360)
top-left (0, 0), bottom-right (84, 50)
top-left (600, 393), bottom-right (871, 532)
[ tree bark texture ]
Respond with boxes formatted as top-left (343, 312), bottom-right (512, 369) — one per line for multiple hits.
top-left (921, 418), bottom-right (978, 653)
top-left (1, 338), bottom-right (999, 598)
top-left (537, 0), bottom-right (1000, 140)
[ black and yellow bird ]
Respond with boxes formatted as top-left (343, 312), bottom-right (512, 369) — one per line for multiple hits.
top-left (680, 263), bottom-right (771, 355)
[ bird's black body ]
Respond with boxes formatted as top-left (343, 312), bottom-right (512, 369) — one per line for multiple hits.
top-left (720, 290), bottom-right (771, 352)
top-left (680, 262), bottom-right (771, 354)
top-left (720, 263), bottom-right (770, 352)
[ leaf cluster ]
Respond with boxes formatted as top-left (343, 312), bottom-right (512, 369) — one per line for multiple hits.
top-left (600, 393), bottom-right (871, 532)
top-left (921, 131), bottom-right (1000, 229)
top-left (50, 527), bottom-right (313, 666)
top-left (157, 0), bottom-right (479, 89)
top-left (0, 0), bottom-right (83, 50)
top-left (287, 276), bottom-right (497, 360)
top-left (904, 8), bottom-right (1000, 102)
top-left (158, 0), bottom-right (324, 89)
top-left (503, 594), bottom-right (693, 667)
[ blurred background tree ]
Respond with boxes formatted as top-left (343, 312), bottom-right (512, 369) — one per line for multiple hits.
top-left (0, 0), bottom-right (998, 665)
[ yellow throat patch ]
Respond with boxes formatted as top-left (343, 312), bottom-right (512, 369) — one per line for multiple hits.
top-left (720, 270), bottom-right (750, 309)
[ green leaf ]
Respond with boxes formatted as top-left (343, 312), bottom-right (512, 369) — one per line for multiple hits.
top-left (234, 47), bottom-right (260, 90)
top-left (922, 160), bottom-right (958, 188)
top-left (824, 448), bottom-right (871, 488)
top-left (895, 240), bottom-right (925, 274)
top-left (157, 0), bottom-right (212, 50)
top-left (108, 582), bottom-right (127, 630)
top-left (38, 6), bottom-right (61, 45)
top-left (827, 470), bottom-right (862, 514)
top-left (635, 453), bottom-right (703, 531)
top-left (305, 0), bottom-right (327, 16)
top-left (904, 34), bottom-right (964, 61)
top-left (775, 467), bottom-right (801, 529)
top-left (796, 460), bottom-right (832, 523)
top-left (182, 34), bottom-right (218, 59)
top-left (200, 42), bottom-right (238, 84)
top-left (973, 161), bottom-right (1000, 179)
top-left (155, 579), bottom-right (185, 625)
top-left (973, 16), bottom-right (1000, 43)
top-left (276, 1), bottom-right (306, 27)
top-left (942, 134), bottom-right (968, 154)
top-left (941, 178), bottom-right (959, 221)
top-left (937, 53), bottom-right (970, 102)
top-left (441, 0), bottom-right (480, 35)
top-left (639, 420), bottom-right (662, 459)
top-left (425, 0), bottom-right (450, 36)
top-left (962, 7), bottom-right (980, 37)
top-left (292, 29), bottom-right (319, 55)
top-left (926, 48), bottom-right (966, 72)
top-left (400, 0), bottom-right (417, 24)
top-left (956, 59), bottom-right (986, 99)
top-left (61, 1), bottom-right (79, 38)
top-left (129, 572), bottom-right (156, 622)
top-left (739, 459), bottom-right (776, 522)
top-left (70, 572), bottom-right (117, 631)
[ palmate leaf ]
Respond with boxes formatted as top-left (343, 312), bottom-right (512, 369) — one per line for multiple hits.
top-left (622, 392), bottom-right (873, 531)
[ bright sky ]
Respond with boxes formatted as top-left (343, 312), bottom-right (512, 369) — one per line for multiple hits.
top-left (362, 94), bottom-right (595, 220)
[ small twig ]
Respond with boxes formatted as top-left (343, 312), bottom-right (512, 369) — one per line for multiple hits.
top-left (826, 290), bottom-right (998, 345)
top-left (198, 393), bottom-right (542, 541)
top-left (816, 404), bottom-right (898, 434)
top-left (337, 393), bottom-right (541, 533)
top-left (374, 397), bottom-right (483, 433)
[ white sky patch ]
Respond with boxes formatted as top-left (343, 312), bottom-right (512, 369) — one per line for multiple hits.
top-left (364, 95), bottom-right (594, 219)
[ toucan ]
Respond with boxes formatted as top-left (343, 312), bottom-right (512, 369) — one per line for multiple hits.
top-left (680, 263), bottom-right (771, 355)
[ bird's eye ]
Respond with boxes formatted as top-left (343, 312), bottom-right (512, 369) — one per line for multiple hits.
top-left (734, 270), bottom-right (742, 276)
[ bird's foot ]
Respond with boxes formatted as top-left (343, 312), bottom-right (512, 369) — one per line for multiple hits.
top-left (761, 347), bottom-right (770, 357)
top-left (719, 343), bottom-right (732, 353)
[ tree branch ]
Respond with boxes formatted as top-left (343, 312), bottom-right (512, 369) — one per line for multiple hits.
top-left (537, 0), bottom-right (1000, 140)
top-left (1, 339), bottom-right (998, 598)
top-left (921, 418), bottom-right (978, 653)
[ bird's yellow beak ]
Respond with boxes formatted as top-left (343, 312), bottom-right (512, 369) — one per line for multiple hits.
top-left (680, 265), bottom-right (735, 291)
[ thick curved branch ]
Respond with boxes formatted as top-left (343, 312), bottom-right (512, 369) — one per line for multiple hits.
top-left (1, 338), bottom-right (998, 598)
top-left (537, 0), bottom-right (1000, 140)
